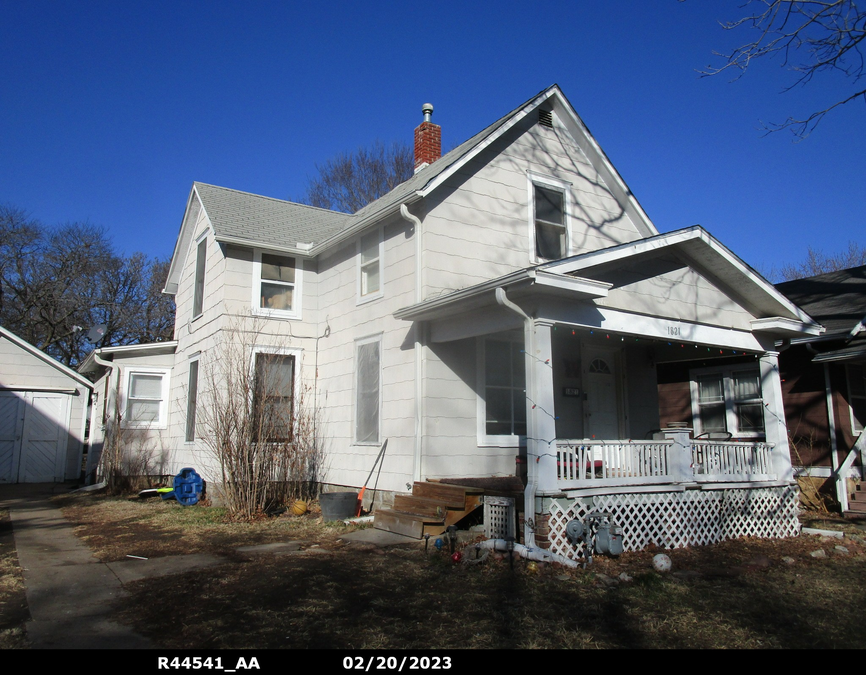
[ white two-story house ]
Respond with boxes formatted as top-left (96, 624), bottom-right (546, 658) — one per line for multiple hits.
top-left (81, 85), bottom-right (821, 558)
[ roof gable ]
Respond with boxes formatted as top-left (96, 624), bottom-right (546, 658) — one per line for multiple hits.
top-left (0, 326), bottom-right (93, 389)
top-left (541, 226), bottom-right (819, 328)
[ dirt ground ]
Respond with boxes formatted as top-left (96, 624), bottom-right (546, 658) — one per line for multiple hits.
top-left (3, 492), bottom-right (866, 649)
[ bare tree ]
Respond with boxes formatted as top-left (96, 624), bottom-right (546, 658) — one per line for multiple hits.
top-left (300, 140), bottom-right (414, 213)
top-left (196, 320), bottom-right (325, 519)
top-left (697, 0), bottom-right (866, 137)
top-left (0, 204), bottom-right (176, 367)
top-left (776, 241), bottom-right (866, 280)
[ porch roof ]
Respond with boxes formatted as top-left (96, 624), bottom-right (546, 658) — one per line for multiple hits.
top-left (395, 227), bottom-right (823, 344)
top-left (393, 269), bottom-right (611, 323)
top-left (539, 226), bottom-right (820, 331)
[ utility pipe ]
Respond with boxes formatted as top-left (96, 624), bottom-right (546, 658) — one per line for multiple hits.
top-left (478, 538), bottom-right (579, 569)
top-left (494, 287), bottom-right (538, 547)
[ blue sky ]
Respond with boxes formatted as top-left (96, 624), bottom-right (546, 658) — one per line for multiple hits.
top-left (2, 1), bottom-right (863, 277)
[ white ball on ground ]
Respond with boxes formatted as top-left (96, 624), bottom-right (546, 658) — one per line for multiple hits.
top-left (652, 553), bottom-right (672, 572)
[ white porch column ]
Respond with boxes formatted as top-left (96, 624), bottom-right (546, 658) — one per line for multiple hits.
top-left (531, 320), bottom-right (559, 495)
top-left (759, 352), bottom-right (794, 482)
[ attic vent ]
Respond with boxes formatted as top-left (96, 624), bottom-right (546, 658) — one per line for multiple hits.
top-left (538, 109), bottom-right (554, 128)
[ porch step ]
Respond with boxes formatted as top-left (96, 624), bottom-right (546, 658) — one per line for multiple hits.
top-left (373, 481), bottom-right (484, 539)
top-left (845, 482), bottom-right (866, 516)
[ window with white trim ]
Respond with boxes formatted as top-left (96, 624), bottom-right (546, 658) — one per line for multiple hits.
top-left (848, 364), bottom-right (865, 434)
top-left (691, 366), bottom-right (765, 437)
top-left (528, 173), bottom-right (571, 262)
top-left (253, 251), bottom-right (301, 318)
top-left (355, 336), bottom-right (381, 444)
top-left (358, 228), bottom-right (383, 302)
top-left (192, 237), bottom-right (206, 318)
top-left (535, 185), bottom-right (566, 259)
top-left (185, 358), bottom-right (199, 443)
top-left (122, 368), bottom-right (171, 429)
top-left (252, 352), bottom-right (295, 443)
top-left (478, 337), bottom-right (526, 445)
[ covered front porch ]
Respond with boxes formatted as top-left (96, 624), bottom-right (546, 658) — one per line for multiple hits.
top-left (396, 228), bottom-right (822, 555)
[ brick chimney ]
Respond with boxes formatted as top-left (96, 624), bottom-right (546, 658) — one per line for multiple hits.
top-left (414, 103), bottom-right (441, 172)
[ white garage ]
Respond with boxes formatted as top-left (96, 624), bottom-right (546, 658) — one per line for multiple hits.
top-left (0, 326), bottom-right (92, 483)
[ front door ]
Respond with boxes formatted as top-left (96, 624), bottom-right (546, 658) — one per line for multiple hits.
top-left (583, 346), bottom-right (621, 439)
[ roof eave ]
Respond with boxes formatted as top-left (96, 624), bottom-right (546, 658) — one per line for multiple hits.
top-left (394, 269), bottom-right (610, 322)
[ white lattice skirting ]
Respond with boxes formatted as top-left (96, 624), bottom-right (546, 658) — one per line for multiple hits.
top-left (547, 486), bottom-right (801, 560)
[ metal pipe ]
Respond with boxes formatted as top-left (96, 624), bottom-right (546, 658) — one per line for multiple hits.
top-left (494, 287), bottom-right (538, 547)
top-left (477, 538), bottom-right (579, 569)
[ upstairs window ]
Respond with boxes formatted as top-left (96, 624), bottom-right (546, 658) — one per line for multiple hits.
top-left (253, 251), bottom-right (301, 318)
top-left (192, 237), bottom-right (206, 318)
top-left (528, 173), bottom-right (571, 262)
top-left (252, 353), bottom-right (295, 442)
top-left (691, 366), bottom-right (765, 438)
top-left (535, 186), bottom-right (565, 259)
top-left (358, 229), bottom-right (383, 302)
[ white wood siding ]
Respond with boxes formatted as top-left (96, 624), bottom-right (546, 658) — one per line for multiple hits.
top-left (422, 118), bottom-right (645, 299)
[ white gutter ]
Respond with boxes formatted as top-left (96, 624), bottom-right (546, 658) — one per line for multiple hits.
top-left (400, 204), bottom-right (425, 484)
top-left (494, 287), bottom-right (538, 548)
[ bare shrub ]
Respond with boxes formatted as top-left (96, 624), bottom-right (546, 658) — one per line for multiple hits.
top-left (100, 397), bottom-right (172, 494)
top-left (196, 320), bottom-right (325, 519)
top-left (789, 432), bottom-right (833, 513)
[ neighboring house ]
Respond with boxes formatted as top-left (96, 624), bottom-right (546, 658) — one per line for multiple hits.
top-left (0, 326), bottom-right (93, 483)
top-left (83, 85), bottom-right (822, 557)
top-left (774, 265), bottom-right (866, 513)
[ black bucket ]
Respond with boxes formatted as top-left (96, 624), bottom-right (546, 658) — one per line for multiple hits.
top-left (319, 491), bottom-right (359, 521)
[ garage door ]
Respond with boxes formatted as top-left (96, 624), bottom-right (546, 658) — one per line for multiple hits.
top-left (0, 391), bottom-right (70, 483)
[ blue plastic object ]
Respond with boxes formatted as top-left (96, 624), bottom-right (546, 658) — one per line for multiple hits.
top-left (160, 467), bottom-right (204, 506)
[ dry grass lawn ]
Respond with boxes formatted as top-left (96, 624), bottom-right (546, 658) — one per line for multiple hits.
top-left (3, 492), bottom-right (866, 649)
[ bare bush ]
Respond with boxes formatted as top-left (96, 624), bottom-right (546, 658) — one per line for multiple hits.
top-left (196, 321), bottom-right (325, 519)
top-left (100, 398), bottom-right (172, 494)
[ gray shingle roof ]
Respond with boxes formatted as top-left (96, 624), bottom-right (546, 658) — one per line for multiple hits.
top-left (776, 265), bottom-right (866, 335)
top-left (192, 86), bottom-right (556, 254)
top-left (193, 183), bottom-right (353, 250)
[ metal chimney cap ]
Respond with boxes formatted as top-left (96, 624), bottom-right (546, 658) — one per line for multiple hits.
top-left (422, 103), bottom-right (434, 122)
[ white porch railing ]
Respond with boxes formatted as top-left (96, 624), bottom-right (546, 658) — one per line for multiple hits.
top-left (555, 440), bottom-right (672, 490)
top-left (690, 440), bottom-right (775, 482)
top-left (554, 438), bottom-right (777, 491)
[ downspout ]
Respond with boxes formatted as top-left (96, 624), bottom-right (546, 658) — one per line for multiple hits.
top-left (400, 204), bottom-right (424, 484)
top-left (86, 350), bottom-right (120, 484)
top-left (494, 287), bottom-right (538, 548)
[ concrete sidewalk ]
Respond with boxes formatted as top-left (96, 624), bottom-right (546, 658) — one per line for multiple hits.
top-left (1, 483), bottom-right (223, 649)
top-left (0, 483), bottom-right (420, 649)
